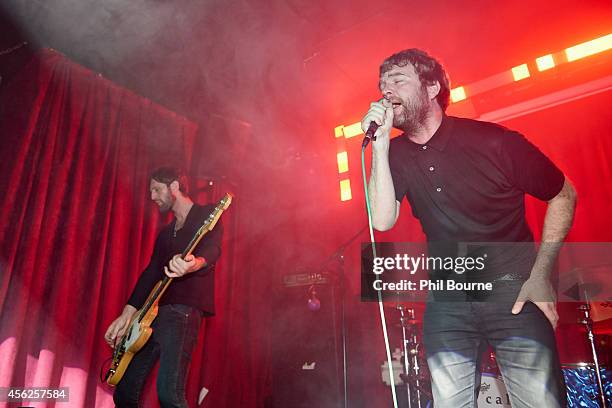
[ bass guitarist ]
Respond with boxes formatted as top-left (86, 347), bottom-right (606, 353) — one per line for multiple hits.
top-left (104, 167), bottom-right (223, 408)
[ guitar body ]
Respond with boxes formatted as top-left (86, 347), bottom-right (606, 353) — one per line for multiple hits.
top-left (106, 327), bottom-right (152, 386)
top-left (104, 193), bottom-right (233, 386)
top-left (106, 283), bottom-right (162, 386)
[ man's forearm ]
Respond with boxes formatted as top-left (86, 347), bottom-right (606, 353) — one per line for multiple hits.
top-left (368, 150), bottom-right (398, 231)
top-left (122, 304), bottom-right (137, 317)
top-left (192, 256), bottom-right (207, 272)
top-left (530, 179), bottom-right (577, 278)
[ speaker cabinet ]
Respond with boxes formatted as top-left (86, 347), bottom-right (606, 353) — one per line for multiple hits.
top-left (268, 276), bottom-right (343, 408)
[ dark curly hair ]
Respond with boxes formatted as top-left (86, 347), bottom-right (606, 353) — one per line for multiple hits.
top-left (150, 167), bottom-right (190, 195)
top-left (380, 48), bottom-right (451, 111)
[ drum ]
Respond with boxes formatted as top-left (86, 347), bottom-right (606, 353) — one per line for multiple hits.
top-left (477, 373), bottom-right (510, 407)
top-left (563, 364), bottom-right (612, 407)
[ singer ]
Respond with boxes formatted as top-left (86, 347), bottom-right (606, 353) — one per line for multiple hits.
top-left (361, 49), bottom-right (576, 407)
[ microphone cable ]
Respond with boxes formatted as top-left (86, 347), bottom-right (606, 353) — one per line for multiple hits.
top-left (361, 143), bottom-right (399, 408)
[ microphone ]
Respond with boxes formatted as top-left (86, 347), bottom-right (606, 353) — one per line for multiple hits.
top-left (362, 121), bottom-right (379, 148)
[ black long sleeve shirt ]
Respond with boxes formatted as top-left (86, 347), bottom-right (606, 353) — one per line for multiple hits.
top-left (127, 203), bottom-right (223, 316)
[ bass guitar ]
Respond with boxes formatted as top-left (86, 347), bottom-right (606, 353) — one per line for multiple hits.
top-left (104, 193), bottom-right (232, 386)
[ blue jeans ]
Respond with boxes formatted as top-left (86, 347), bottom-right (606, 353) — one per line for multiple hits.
top-left (423, 282), bottom-right (567, 408)
top-left (113, 304), bottom-right (202, 408)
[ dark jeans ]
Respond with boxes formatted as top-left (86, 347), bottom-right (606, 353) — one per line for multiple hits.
top-left (423, 281), bottom-right (567, 408)
top-left (114, 304), bottom-right (202, 408)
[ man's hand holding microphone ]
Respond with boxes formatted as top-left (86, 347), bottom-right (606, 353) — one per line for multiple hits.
top-left (361, 98), bottom-right (394, 151)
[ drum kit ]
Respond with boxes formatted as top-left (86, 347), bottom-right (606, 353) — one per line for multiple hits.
top-left (385, 275), bottom-right (612, 408)
top-left (559, 264), bottom-right (612, 407)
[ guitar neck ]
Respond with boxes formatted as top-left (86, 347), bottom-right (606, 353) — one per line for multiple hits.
top-left (137, 276), bottom-right (172, 322)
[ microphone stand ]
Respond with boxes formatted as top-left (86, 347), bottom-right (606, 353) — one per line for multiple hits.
top-left (578, 287), bottom-right (608, 408)
top-left (313, 225), bottom-right (368, 408)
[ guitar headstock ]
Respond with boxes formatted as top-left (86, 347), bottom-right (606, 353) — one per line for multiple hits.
top-left (217, 193), bottom-right (233, 211)
top-left (198, 193), bottom-right (233, 234)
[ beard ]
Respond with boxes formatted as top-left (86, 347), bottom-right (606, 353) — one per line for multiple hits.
top-left (156, 192), bottom-right (175, 213)
top-left (392, 87), bottom-right (431, 134)
top-left (157, 201), bottom-right (172, 213)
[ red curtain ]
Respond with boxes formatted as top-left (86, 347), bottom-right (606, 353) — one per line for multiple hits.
top-left (0, 49), bottom-right (272, 408)
top-left (0, 49), bottom-right (234, 407)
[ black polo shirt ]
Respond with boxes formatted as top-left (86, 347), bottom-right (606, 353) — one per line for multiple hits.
top-left (389, 115), bottom-right (565, 280)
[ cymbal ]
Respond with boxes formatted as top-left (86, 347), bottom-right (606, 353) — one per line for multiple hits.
top-left (558, 264), bottom-right (612, 302)
top-left (561, 283), bottom-right (602, 300)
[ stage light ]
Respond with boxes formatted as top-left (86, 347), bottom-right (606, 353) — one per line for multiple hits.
top-left (337, 151), bottom-right (348, 173)
top-left (536, 54), bottom-right (555, 71)
top-left (511, 64), bottom-right (530, 81)
top-left (340, 179), bottom-right (352, 201)
top-left (565, 34), bottom-right (612, 62)
top-left (343, 122), bottom-right (363, 138)
top-left (450, 86), bottom-right (466, 102)
top-left (334, 125), bottom-right (344, 138)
